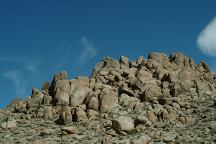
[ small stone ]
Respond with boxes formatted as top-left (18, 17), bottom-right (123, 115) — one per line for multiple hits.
top-left (58, 106), bottom-right (72, 125)
top-left (88, 97), bottom-right (99, 111)
top-left (99, 89), bottom-right (119, 113)
top-left (1, 122), bottom-right (7, 129)
top-left (135, 124), bottom-right (146, 132)
top-left (209, 121), bottom-right (216, 131)
top-left (1, 120), bottom-right (17, 129)
top-left (133, 134), bottom-right (151, 144)
top-left (61, 126), bottom-right (77, 134)
top-left (148, 111), bottom-right (158, 122)
top-left (120, 56), bottom-right (129, 69)
top-left (154, 122), bottom-right (165, 128)
top-left (40, 129), bottom-right (54, 136)
top-left (87, 109), bottom-right (98, 118)
top-left (53, 71), bottom-right (68, 81)
top-left (112, 116), bottom-right (134, 132)
top-left (135, 115), bottom-right (148, 126)
top-left (163, 132), bottom-right (177, 142)
top-left (75, 107), bottom-right (87, 122)
top-left (179, 116), bottom-right (186, 124)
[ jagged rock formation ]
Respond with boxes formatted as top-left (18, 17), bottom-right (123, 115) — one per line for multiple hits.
top-left (0, 52), bottom-right (216, 143)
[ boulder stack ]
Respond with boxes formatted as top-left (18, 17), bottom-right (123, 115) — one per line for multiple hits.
top-left (1, 52), bottom-right (216, 143)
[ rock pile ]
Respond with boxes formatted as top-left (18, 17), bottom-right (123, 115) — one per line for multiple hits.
top-left (0, 52), bottom-right (216, 143)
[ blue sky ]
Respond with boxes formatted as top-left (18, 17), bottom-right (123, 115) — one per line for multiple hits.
top-left (0, 0), bottom-right (216, 108)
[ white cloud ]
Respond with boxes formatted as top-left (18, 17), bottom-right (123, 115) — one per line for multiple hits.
top-left (78, 37), bottom-right (97, 63)
top-left (24, 63), bottom-right (39, 75)
top-left (197, 16), bottom-right (216, 56)
top-left (3, 70), bottom-right (27, 97)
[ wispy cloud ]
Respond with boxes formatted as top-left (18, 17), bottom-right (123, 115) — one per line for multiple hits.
top-left (78, 37), bottom-right (98, 64)
top-left (197, 16), bottom-right (216, 56)
top-left (24, 63), bottom-right (39, 75)
top-left (2, 70), bottom-right (27, 97)
top-left (0, 56), bottom-right (40, 75)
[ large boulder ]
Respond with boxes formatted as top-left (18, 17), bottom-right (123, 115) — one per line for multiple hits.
top-left (99, 89), bottom-right (119, 113)
top-left (91, 57), bottom-right (120, 78)
top-left (119, 56), bottom-right (129, 69)
top-left (58, 106), bottom-right (72, 125)
top-left (27, 88), bottom-right (44, 108)
top-left (70, 77), bottom-right (90, 107)
top-left (112, 116), bottom-right (134, 132)
top-left (6, 98), bottom-right (27, 113)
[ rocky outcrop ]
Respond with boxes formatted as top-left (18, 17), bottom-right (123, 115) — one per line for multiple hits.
top-left (0, 52), bottom-right (216, 143)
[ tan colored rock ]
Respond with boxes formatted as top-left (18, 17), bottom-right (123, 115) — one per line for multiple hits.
top-left (43, 106), bottom-right (54, 120)
top-left (1, 120), bottom-right (17, 129)
top-left (142, 84), bottom-right (162, 102)
top-left (179, 116), bottom-right (186, 124)
top-left (119, 93), bottom-right (139, 109)
top-left (55, 90), bottom-right (70, 105)
top-left (87, 109), bottom-right (98, 118)
top-left (61, 126), bottom-right (77, 134)
top-left (92, 57), bottom-right (120, 77)
top-left (133, 134), bottom-right (151, 144)
top-left (112, 116), bottom-right (134, 132)
top-left (99, 89), bottom-right (119, 113)
top-left (88, 97), bottom-right (99, 111)
top-left (148, 111), bottom-right (158, 122)
top-left (70, 77), bottom-right (90, 107)
top-left (27, 88), bottom-right (44, 108)
top-left (135, 115), bottom-right (149, 126)
top-left (75, 107), bottom-right (87, 122)
top-left (53, 71), bottom-right (68, 81)
top-left (148, 52), bottom-right (169, 65)
top-left (58, 106), bottom-right (72, 125)
top-left (120, 56), bottom-right (129, 69)
top-left (53, 79), bottom-right (70, 94)
top-left (42, 95), bottom-right (52, 105)
top-left (6, 98), bottom-right (27, 113)
top-left (209, 121), bottom-right (216, 131)
top-left (136, 69), bottom-right (153, 83)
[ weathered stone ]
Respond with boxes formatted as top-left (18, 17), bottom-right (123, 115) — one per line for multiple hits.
top-left (61, 126), bottom-right (77, 134)
top-left (88, 97), bottom-right (99, 111)
top-left (70, 77), bottom-right (90, 107)
top-left (142, 84), bottom-right (162, 102)
top-left (112, 116), bottom-right (134, 131)
top-left (58, 106), bottom-right (72, 125)
top-left (6, 98), bottom-right (27, 113)
top-left (55, 90), bottom-right (70, 105)
top-left (27, 88), bottom-right (44, 108)
top-left (133, 134), bottom-right (151, 144)
top-left (74, 107), bottom-right (87, 122)
top-left (163, 132), bottom-right (177, 142)
top-left (136, 69), bottom-right (153, 83)
top-left (43, 106), bottom-right (54, 120)
top-left (87, 109), bottom-right (98, 118)
top-left (1, 120), bottom-right (17, 129)
top-left (148, 111), bottom-right (158, 122)
top-left (99, 89), bottom-right (119, 113)
top-left (119, 56), bottom-right (129, 69)
top-left (134, 115), bottom-right (149, 126)
top-left (209, 121), bottom-right (216, 131)
top-left (42, 95), bottom-right (52, 105)
top-left (119, 93), bottom-right (139, 109)
top-left (53, 71), bottom-right (68, 81)
top-left (53, 80), bottom-right (71, 94)
top-left (92, 57), bottom-right (120, 77)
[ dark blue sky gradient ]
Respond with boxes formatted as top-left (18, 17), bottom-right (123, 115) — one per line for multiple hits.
top-left (0, 0), bottom-right (216, 108)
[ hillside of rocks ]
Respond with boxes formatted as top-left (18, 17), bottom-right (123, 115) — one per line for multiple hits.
top-left (0, 52), bottom-right (216, 144)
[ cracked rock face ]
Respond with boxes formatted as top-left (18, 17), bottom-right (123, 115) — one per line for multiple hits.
top-left (1, 52), bottom-right (216, 143)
